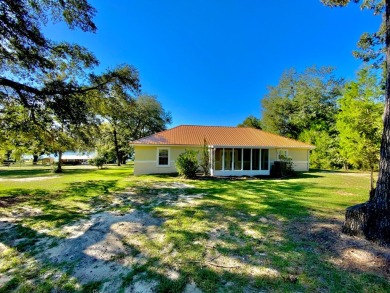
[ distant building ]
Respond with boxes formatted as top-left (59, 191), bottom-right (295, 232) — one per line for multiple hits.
top-left (61, 154), bottom-right (94, 165)
top-left (39, 157), bottom-right (54, 165)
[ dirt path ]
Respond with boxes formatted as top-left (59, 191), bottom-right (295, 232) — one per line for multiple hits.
top-left (0, 176), bottom-right (59, 182)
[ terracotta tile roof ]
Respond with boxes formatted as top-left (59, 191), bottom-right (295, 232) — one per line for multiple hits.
top-left (132, 125), bottom-right (315, 149)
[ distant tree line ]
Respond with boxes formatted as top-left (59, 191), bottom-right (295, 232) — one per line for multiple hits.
top-left (239, 65), bottom-right (384, 174)
top-left (0, 0), bottom-right (170, 172)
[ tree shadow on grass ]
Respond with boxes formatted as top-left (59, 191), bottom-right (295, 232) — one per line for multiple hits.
top-left (0, 180), bottom-right (120, 230)
top-left (62, 167), bottom-right (134, 178)
top-left (0, 189), bottom-right (51, 207)
top-left (0, 165), bottom-right (134, 179)
top-left (0, 169), bottom-right (53, 178)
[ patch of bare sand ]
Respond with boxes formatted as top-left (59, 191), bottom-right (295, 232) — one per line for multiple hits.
top-left (115, 182), bottom-right (204, 209)
top-left (150, 182), bottom-right (195, 189)
top-left (289, 217), bottom-right (390, 278)
top-left (123, 277), bottom-right (158, 293)
top-left (0, 243), bottom-right (9, 254)
top-left (342, 173), bottom-right (371, 177)
top-left (0, 176), bottom-right (59, 182)
top-left (336, 191), bottom-right (358, 196)
top-left (0, 275), bottom-right (12, 289)
top-left (183, 282), bottom-right (203, 293)
top-left (39, 210), bottom-right (163, 284)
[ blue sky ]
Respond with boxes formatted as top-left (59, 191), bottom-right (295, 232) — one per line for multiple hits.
top-left (44, 0), bottom-right (381, 127)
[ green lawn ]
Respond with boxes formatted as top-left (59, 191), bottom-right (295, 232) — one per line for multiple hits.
top-left (0, 165), bottom-right (388, 292)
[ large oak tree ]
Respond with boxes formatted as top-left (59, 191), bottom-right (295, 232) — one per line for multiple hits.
top-left (0, 0), bottom-right (140, 171)
top-left (322, 0), bottom-right (390, 245)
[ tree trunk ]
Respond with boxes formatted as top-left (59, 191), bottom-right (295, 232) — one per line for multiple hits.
top-left (55, 150), bottom-right (63, 173)
top-left (342, 0), bottom-right (390, 246)
top-left (370, 167), bottom-right (374, 193)
top-left (113, 128), bottom-right (121, 166)
top-left (33, 154), bottom-right (38, 165)
top-left (364, 0), bottom-right (390, 245)
top-left (342, 203), bottom-right (369, 236)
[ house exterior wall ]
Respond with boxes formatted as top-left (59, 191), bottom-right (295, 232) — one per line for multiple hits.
top-left (270, 148), bottom-right (310, 172)
top-left (134, 145), bottom-right (202, 175)
top-left (134, 145), bottom-right (310, 175)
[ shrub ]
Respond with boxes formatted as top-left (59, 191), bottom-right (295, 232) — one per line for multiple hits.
top-left (175, 149), bottom-right (199, 179)
top-left (271, 157), bottom-right (295, 178)
top-left (200, 138), bottom-right (210, 176)
top-left (89, 156), bottom-right (106, 169)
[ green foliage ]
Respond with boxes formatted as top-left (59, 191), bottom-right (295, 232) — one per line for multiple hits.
top-left (93, 94), bottom-right (171, 165)
top-left (0, 0), bottom-right (141, 166)
top-left (89, 156), bottom-right (106, 169)
top-left (336, 66), bottom-right (383, 173)
top-left (131, 95), bottom-right (172, 139)
top-left (282, 156), bottom-right (294, 174)
top-left (271, 156), bottom-right (294, 178)
top-left (261, 66), bottom-right (345, 169)
top-left (0, 0), bottom-right (140, 128)
top-left (175, 149), bottom-right (199, 179)
top-left (261, 66), bottom-right (343, 139)
top-left (200, 138), bottom-right (210, 176)
top-left (237, 115), bottom-right (262, 129)
top-left (299, 129), bottom-right (343, 169)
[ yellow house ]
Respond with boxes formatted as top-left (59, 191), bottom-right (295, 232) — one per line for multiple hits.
top-left (132, 125), bottom-right (315, 176)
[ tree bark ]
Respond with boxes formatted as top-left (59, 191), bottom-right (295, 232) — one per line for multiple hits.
top-left (55, 150), bottom-right (63, 173)
top-left (370, 167), bottom-right (374, 193)
top-left (342, 0), bottom-right (390, 246)
top-left (113, 128), bottom-right (121, 166)
top-left (363, 0), bottom-right (390, 245)
top-left (342, 203), bottom-right (369, 236)
top-left (33, 154), bottom-right (38, 165)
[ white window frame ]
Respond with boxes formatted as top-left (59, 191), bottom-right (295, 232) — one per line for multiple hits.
top-left (277, 149), bottom-right (288, 160)
top-left (157, 147), bottom-right (170, 167)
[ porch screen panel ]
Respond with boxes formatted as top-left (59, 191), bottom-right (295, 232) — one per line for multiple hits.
top-left (243, 149), bottom-right (251, 170)
top-left (224, 148), bottom-right (232, 170)
top-left (261, 149), bottom-right (269, 170)
top-left (234, 149), bottom-right (242, 170)
top-left (215, 148), bottom-right (222, 170)
top-left (252, 149), bottom-right (260, 170)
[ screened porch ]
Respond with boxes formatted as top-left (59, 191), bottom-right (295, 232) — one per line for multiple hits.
top-left (210, 147), bottom-right (270, 176)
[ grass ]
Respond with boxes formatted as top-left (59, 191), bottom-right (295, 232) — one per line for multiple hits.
top-left (0, 165), bottom-right (388, 292)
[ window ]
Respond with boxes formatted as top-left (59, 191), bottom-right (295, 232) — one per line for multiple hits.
top-left (261, 149), bottom-right (269, 170)
top-left (215, 148), bottom-right (222, 170)
top-left (224, 148), bottom-right (233, 170)
top-left (277, 149), bottom-right (288, 160)
top-left (243, 149), bottom-right (251, 170)
top-left (252, 149), bottom-right (260, 170)
top-left (234, 148), bottom-right (242, 170)
top-left (158, 148), bottom-right (169, 166)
